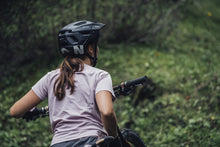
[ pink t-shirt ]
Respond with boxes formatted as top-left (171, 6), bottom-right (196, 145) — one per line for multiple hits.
top-left (32, 64), bottom-right (115, 146)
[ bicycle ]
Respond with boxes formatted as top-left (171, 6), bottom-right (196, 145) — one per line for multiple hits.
top-left (23, 76), bottom-right (149, 147)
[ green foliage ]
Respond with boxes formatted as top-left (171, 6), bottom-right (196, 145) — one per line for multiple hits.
top-left (1, 0), bottom-right (220, 146)
top-left (0, 0), bottom-right (189, 90)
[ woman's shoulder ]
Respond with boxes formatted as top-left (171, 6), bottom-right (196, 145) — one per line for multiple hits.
top-left (43, 69), bottom-right (60, 80)
top-left (84, 64), bottom-right (109, 76)
top-left (48, 68), bottom-right (60, 74)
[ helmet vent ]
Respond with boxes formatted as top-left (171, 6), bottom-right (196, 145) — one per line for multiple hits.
top-left (80, 31), bottom-right (91, 34)
top-left (60, 40), bottom-right (69, 46)
top-left (66, 36), bottom-right (78, 44)
top-left (75, 21), bottom-right (87, 26)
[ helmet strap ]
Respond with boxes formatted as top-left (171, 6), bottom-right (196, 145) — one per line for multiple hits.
top-left (93, 43), bottom-right (98, 67)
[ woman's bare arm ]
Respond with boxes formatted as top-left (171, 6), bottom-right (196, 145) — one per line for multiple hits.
top-left (96, 90), bottom-right (118, 137)
top-left (10, 89), bottom-right (42, 118)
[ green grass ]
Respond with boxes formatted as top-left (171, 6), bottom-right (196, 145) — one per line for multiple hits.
top-left (102, 41), bottom-right (220, 146)
top-left (1, 0), bottom-right (220, 146)
top-left (96, 1), bottom-right (220, 145)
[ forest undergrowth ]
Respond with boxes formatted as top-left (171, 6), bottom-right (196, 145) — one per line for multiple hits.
top-left (0, 0), bottom-right (219, 146)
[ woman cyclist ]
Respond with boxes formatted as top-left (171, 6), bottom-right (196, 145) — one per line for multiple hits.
top-left (10, 20), bottom-right (121, 147)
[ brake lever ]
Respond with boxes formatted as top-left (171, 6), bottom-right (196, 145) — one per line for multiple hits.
top-left (120, 82), bottom-right (135, 96)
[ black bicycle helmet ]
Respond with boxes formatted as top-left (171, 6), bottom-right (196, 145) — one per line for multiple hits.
top-left (58, 20), bottom-right (105, 66)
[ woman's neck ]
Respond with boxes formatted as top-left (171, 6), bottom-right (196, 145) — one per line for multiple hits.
top-left (83, 57), bottom-right (92, 66)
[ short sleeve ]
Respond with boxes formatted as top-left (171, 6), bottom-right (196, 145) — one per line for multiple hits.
top-left (95, 72), bottom-right (115, 101)
top-left (32, 73), bottom-right (49, 100)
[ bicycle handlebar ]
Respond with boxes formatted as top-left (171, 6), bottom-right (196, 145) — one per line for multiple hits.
top-left (125, 76), bottom-right (148, 87)
top-left (23, 76), bottom-right (149, 121)
top-left (113, 76), bottom-right (149, 97)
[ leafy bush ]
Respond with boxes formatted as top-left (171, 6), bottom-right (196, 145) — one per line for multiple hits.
top-left (1, 0), bottom-right (220, 146)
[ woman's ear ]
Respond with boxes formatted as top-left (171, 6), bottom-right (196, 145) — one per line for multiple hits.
top-left (87, 45), bottom-right (94, 56)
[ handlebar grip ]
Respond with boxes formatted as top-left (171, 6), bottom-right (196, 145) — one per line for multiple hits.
top-left (23, 106), bottom-right (49, 122)
top-left (124, 76), bottom-right (148, 87)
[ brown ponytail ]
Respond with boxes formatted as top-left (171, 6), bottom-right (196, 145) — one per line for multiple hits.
top-left (53, 57), bottom-right (84, 100)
